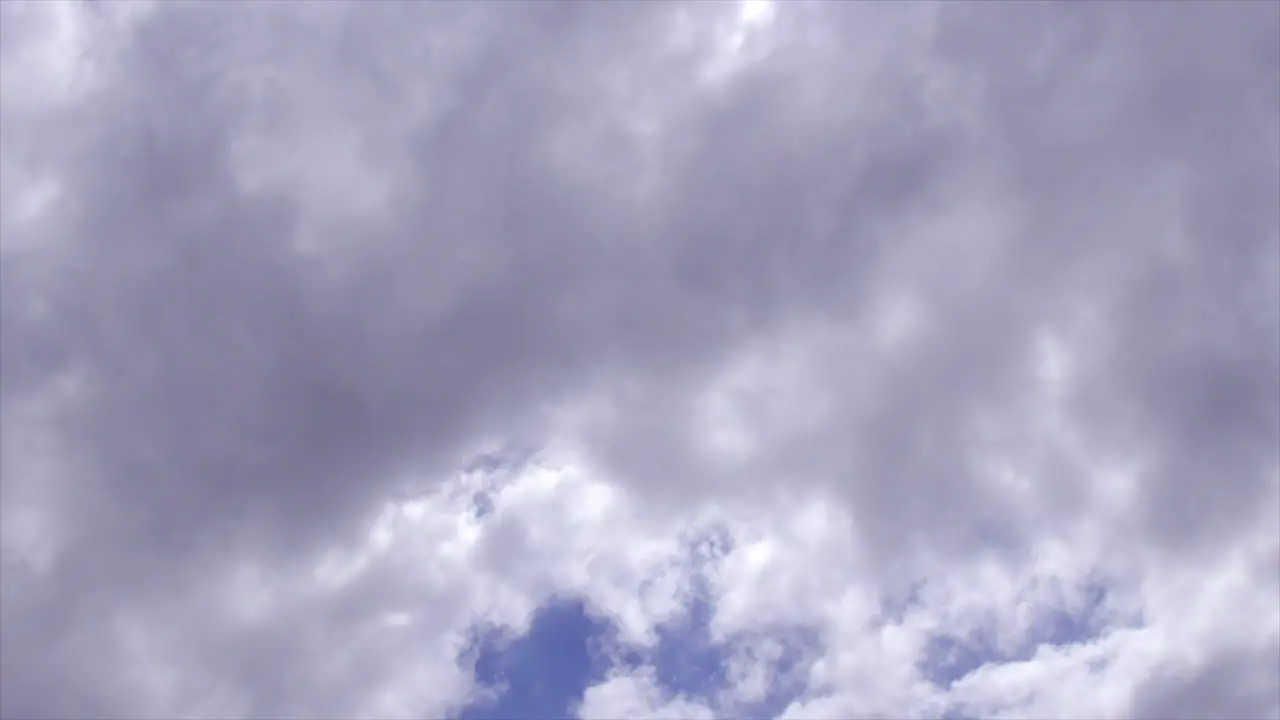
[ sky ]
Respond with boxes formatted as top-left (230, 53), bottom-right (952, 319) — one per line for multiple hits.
top-left (1, 1), bottom-right (1278, 718)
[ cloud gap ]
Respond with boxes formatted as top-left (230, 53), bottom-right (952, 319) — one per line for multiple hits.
top-left (919, 579), bottom-right (1113, 690)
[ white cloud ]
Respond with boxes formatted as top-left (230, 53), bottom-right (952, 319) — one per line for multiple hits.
top-left (577, 666), bottom-right (717, 720)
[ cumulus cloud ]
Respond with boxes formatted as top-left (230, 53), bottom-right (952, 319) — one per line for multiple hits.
top-left (1, 1), bottom-right (1277, 718)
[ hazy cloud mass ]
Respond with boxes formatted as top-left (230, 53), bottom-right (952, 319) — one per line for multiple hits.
top-left (1, 1), bottom-right (1277, 718)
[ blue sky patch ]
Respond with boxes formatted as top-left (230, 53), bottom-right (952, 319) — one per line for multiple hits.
top-left (452, 526), bottom-right (823, 720)
top-left (920, 580), bottom-right (1111, 690)
top-left (457, 598), bottom-right (614, 720)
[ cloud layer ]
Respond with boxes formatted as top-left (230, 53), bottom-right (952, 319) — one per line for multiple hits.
top-left (2, 1), bottom-right (1277, 718)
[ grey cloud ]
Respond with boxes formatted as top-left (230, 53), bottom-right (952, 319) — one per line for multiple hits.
top-left (1131, 642), bottom-right (1280, 720)
top-left (0, 3), bottom-right (777, 715)
top-left (579, 0), bottom-right (1280, 574)
top-left (1, 1), bottom-right (1276, 717)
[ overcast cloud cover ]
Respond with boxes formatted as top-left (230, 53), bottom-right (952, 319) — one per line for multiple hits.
top-left (1, 1), bottom-right (1278, 718)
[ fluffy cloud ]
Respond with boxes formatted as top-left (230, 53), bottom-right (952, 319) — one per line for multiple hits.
top-left (1, 1), bottom-right (1276, 718)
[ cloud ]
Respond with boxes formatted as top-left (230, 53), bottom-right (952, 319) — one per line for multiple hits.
top-left (1, 1), bottom-right (1277, 718)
